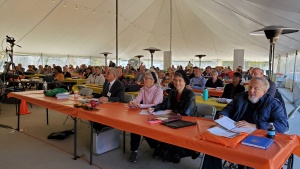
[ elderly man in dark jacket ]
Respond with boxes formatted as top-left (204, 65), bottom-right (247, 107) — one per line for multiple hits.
top-left (202, 77), bottom-right (288, 169)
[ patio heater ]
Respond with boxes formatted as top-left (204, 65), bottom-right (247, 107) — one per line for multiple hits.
top-left (195, 55), bottom-right (206, 68)
top-left (135, 55), bottom-right (144, 67)
top-left (250, 25), bottom-right (298, 78)
top-left (143, 47), bottom-right (161, 67)
top-left (100, 52), bottom-right (112, 66)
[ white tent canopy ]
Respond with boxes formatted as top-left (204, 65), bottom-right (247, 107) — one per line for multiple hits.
top-left (1, 0), bottom-right (300, 62)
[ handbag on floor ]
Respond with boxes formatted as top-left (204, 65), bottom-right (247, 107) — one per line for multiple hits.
top-left (47, 129), bottom-right (74, 140)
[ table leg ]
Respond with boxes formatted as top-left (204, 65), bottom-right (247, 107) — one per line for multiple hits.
top-left (123, 131), bottom-right (125, 153)
top-left (46, 108), bottom-right (49, 125)
top-left (16, 99), bottom-right (20, 131)
top-left (73, 117), bottom-right (78, 160)
top-left (90, 121), bottom-right (93, 165)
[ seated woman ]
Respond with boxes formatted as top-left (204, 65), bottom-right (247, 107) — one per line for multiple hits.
top-left (25, 65), bottom-right (35, 74)
top-left (44, 66), bottom-right (52, 75)
top-left (82, 67), bottom-right (92, 79)
top-left (86, 66), bottom-right (105, 85)
top-left (148, 70), bottom-right (198, 163)
top-left (221, 72), bottom-right (245, 99)
top-left (62, 66), bottom-right (71, 78)
top-left (128, 70), bottom-right (163, 163)
top-left (218, 68), bottom-right (230, 80)
top-left (205, 70), bottom-right (224, 88)
top-left (53, 66), bottom-right (64, 81)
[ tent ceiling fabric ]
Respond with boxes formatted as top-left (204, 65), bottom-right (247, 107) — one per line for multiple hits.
top-left (0, 0), bottom-right (300, 62)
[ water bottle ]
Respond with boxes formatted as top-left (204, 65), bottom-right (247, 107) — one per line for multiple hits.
top-left (267, 122), bottom-right (275, 139)
top-left (43, 81), bottom-right (48, 93)
top-left (203, 88), bottom-right (208, 101)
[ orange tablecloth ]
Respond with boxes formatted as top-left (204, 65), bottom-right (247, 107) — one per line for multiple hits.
top-left (193, 88), bottom-right (224, 97)
top-left (6, 92), bottom-right (300, 169)
top-left (8, 90), bottom-right (78, 116)
top-left (77, 102), bottom-right (300, 169)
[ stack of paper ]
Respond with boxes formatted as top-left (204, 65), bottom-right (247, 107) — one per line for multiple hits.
top-left (207, 116), bottom-right (256, 138)
top-left (56, 93), bottom-right (70, 99)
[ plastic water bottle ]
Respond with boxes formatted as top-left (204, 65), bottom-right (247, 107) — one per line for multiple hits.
top-left (203, 88), bottom-right (208, 101)
top-left (267, 122), bottom-right (275, 139)
top-left (43, 81), bottom-right (48, 93)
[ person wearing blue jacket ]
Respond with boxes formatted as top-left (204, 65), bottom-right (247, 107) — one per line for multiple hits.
top-left (202, 77), bottom-right (288, 169)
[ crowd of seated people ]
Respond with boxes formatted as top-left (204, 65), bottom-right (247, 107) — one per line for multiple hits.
top-left (1, 61), bottom-right (288, 168)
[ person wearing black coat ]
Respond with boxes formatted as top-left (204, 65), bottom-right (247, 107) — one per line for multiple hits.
top-left (148, 70), bottom-right (198, 163)
top-left (99, 67), bottom-right (125, 102)
top-left (205, 70), bottom-right (224, 88)
top-left (222, 72), bottom-right (245, 99)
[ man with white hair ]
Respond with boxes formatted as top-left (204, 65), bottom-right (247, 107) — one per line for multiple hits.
top-left (99, 67), bottom-right (125, 103)
top-left (202, 77), bottom-right (288, 169)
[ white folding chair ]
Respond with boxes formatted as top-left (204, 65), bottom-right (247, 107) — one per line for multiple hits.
top-left (79, 88), bottom-right (93, 96)
top-left (195, 103), bottom-right (216, 169)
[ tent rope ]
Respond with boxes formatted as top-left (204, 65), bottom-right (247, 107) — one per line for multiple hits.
top-left (17, 0), bottom-right (64, 43)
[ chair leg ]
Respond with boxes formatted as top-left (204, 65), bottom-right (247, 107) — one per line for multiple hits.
top-left (199, 154), bottom-right (205, 169)
top-left (286, 154), bottom-right (294, 169)
top-left (123, 131), bottom-right (126, 153)
top-left (140, 136), bottom-right (145, 145)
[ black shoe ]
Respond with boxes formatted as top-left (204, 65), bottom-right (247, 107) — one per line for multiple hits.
top-left (153, 147), bottom-right (162, 158)
top-left (129, 151), bottom-right (137, 163)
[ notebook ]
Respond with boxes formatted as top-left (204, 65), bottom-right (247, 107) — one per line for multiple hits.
top-left (161, 120), bottom-right (196, 129)
top-left (241, 135), bottom-right (274, 150)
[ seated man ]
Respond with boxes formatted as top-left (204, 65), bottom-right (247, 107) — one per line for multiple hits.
top-left (205, 70), bottom-right (224, 88)
top-left (99, 67), bottom-right (125, 102)
top-left (221, 72), bottom-right (245, 99)
top-left (186, 67), bottom-right (206, 90)
top-left (134, 65), bottom-right (145, 85)
top-left (93, 67), bottom-right (125, 130)
top-left (202, 77), bottom-right (288, 169)
top-left (251, 67), bottom-right (276, 97)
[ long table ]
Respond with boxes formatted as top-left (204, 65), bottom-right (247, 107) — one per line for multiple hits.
top-left (73, 84), bottom-right (140, 97)
top-left (64, 78), bottom-right (87, 85)
top-left (77, 102), bottom-right (300, 169)
top-left (195, 96), bottom-right (226, 111)
top-left (9, 91), bottom-right (300, 169)
top-left (8, 91), bottom-right (80, 160)
top-left (73, 85), bottom-right (226, 110)
top-left (193, 88), bottom-right (224, 97)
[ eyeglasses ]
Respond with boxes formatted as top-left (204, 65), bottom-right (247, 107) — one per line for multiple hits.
top-left (144, 77), bottom-right (153, 80)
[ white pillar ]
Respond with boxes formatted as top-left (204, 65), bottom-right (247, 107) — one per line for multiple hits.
top-left (233, 49), bottom-right (245, 70)
top-left (164, 51), bottom-right (172, 70)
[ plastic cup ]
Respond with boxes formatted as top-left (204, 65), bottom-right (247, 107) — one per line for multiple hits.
top-left (74, 91), bottom-right (78, 99)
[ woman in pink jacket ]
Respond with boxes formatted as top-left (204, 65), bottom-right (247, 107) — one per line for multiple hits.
top-left (128, 70), bottom-right (163, 163)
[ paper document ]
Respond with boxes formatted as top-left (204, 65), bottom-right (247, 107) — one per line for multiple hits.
top-left (207, 127), bottom-right (238, 138)
top-left (151, 110), bottom-right (171, 115)
top-left (139, 109), bottom-right (150, 115)
top-left (214, 116), bottom-right (256, 134)
top-left (215, 116), bottom-right (236, 130)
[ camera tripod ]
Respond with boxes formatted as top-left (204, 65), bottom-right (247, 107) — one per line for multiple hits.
top-left (2, 36), bottom-right (24, 91)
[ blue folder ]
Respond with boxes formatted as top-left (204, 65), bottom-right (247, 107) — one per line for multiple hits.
top-left (241, 135), bottom-right (274, 150)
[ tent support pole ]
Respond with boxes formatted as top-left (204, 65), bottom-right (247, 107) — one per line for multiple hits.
top-left (292, 51), bottom-right (297, 92)
top-left (116, 0), bottom-right (118, 66)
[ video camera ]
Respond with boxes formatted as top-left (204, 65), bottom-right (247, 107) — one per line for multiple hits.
top-left (6, 35), bottom-right (15, 44)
